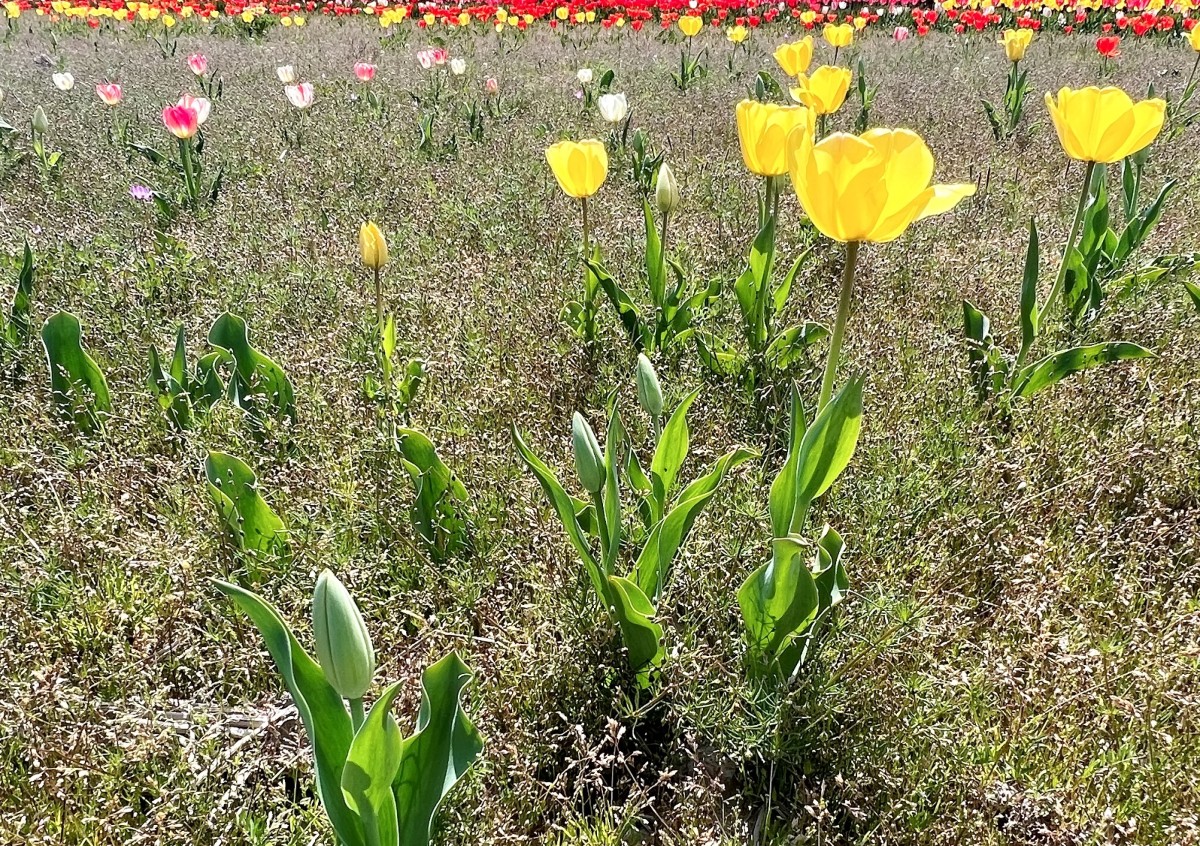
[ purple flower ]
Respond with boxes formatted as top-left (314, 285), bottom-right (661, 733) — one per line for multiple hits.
top-left (130, 184), bottom-right (153, 201)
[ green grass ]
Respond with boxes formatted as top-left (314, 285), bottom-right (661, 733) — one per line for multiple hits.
top-left (2, 20), bottom-right (1200, 846)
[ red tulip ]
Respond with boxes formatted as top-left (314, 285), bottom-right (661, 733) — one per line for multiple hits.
top-left (1096, 35), bottom-right (1121, 57)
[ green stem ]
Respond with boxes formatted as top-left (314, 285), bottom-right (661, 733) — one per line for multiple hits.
top-left (591, 488), bottom-right (609, 574)
top-left (581, 196), bottom-right (594, 341)
top-left (350, 697), bottom-right (365, 732)
top-left (1035, 159), bottom-right (1096, 330)
top-left (178, 137), bottom-right (197, 207)
top-left (373, 266), bottom-right (383, 335)
top-left (818, 240), bottom-right (860, 411)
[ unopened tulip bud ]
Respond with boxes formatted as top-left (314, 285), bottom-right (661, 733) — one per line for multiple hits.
top-left (312, 569), bottom-right (375, 700)
top-left (655, 163), bottom-right (681, 217)
top-left (358, 221), bottom-right (388, 269)
top-left (571, 412), bottom-right (605, 494)
top-left (32, 106), bottom-right (48, 135)
top-left (636, 355), bottom-right (663, 420)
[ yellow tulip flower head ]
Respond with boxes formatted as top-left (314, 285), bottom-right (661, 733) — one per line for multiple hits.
top-left (1044, 86), bottom-right (1165, 164)
top-left (786, 128), bottom-right (976, 243)
top-left (737, 100), bottom-right (814, 177)
top-left (1000, 28), bottom-right (1033, 62)
top-left (1189, 25), bottom-right (1200, 52)
top-left (790, 66), bottom-right (853, 115)
top-left (823, 23), bottom-right (854, 49)
top-left (546, 139), bottom-right (609, 199)
top-left (678, 15), bottom-right (703, 37)
top-left (358, 221), bottom-right (389, 269)
top-left (774, 36), bottom-right (814, 77)
top-left (727, 25), bottom-right (748, 44)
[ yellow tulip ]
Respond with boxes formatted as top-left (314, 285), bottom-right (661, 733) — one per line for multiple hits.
top-left (1000, 28), bottom-right (1033, 62)
top-left (823, 23), bottom-right (854, 49)
top-left (555, 5), bottom-right (568, 19)
top-left (678, 15), bottom-right (703, 37)
top-left (546, 140), bottom-right (608, 199)
top-left (774, 37), bottom-right (814, 78)
top-left (786, 128), bottom-right (976, 243)
top-left (1044, 86), bottom-right (1165, 163)
top-left (4, 1), bottom-right (19, 17)
top-left (359, 222), bottom-right (389, 269)
top-left (1189, 25), bottom-right (1200, 51)
top-left (736, 100), bottom-right (814, 177)
top-left (727, 24), bottom-right (748, 43)
top-left (790, 66), bottom-right (852, 115)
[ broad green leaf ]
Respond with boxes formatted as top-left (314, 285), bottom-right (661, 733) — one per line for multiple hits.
top-left (772, 248), bottom-right (810, 317)
top-left (649, 389), bottom-right (700, 518)
top-left (790, 377), bottom-right (863, 532)
top-left (601, 409), bottom-right (624, 577)
top-left (393, 652), bottom-right (484, 846)
top-left (643, 200), bottom-right (665, 306)
top-left (694, 331), bottom-right (744, 377)
top-left (811, 525), bottom-right (848, 616)
top-left (208, 312), bottom-right (296, 427)
top-left (768, 387), bottom-right (806, 539)
top-left (3, 241), bottom-right (34, 358)
top-left (343, 682), bottom-right (404, 846)
top-left (764, 321), bottom-right (828, 371)
top-left (204, 452), bottom-right (289, 561)
top-left (634, 446), bottom-right (758, 600)
top-left (589, 258), bottom-right (646, 349)
top-left (512, 426), bottom-right (606, 601)
top-left (1184, 279), bottom-right (1200, 313)
top-left (213, 581), bottom-right (364, 846)
top-left (41, 312), bottom-right (112, 434)
top-left (738, 536), bottom-right (819, 661)
top-left (396, 429), bottom-right (471, 562)
top-left (606, 575), bottom-right (665, 688)
top-left (1014, 342), bottom-right (1152, 398)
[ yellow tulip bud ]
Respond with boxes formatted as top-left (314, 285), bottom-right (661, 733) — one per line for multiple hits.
top-left (358, 221), bottom-right (389, 269)
top-left (545, 139), bottom-right (608, 199)
top-left (1000, 28), bottom-right (1033, 62)
top-left (786, 127), bottom-right (976, 243)
top-left (774, 36), bottom-right (814, 77)
top-left (790, 66), bottom-right (852, 116)
top-left (678, 14), bottom-right (703, 37)
top-left (1188, 25), bottom-right (1200, 52)
top-left (736, 100), bottom-right (813, 177)
top-left (1044, 86), bottom-right (1165, 164)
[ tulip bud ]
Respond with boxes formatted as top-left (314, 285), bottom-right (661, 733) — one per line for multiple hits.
top-left (655, 164), bottom-right (681, 217)
top-left (312, 569), bottom-right (375, 700)
top-left (571, 412), bottom-right (605, 494)
top-left (32, 106), bottom-right (48, 135)
top-left (358, 221), bottom-right (388, 269)
top-left (635, 355), bottom-right (663, 420)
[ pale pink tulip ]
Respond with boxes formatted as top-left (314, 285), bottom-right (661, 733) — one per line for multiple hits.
top-left (416, 49), bottom-right (435, 70)
top-left (187, 54), bottom-right (208, 76)
top-left (893, 26), bottom-right (910, 41)
top-left (96, 83), bottom-right (123, 106)
top-left (484, 77), bottom-right (499, 95)
top-left (354, 62), bottom-right (376, 82)
top-left (285, 82), bottom-right (314, 109)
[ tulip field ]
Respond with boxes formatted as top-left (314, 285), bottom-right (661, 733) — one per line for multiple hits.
top-left (3, 5), bottom-right (1200, 845)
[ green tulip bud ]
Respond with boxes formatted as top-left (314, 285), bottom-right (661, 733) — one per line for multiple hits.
top-left (31, 106), bottom-right (48, 136)
top-left (635, 354), bottom-right (663, 420)
top-left (571, 412), bottom-right (605, 494)
top-left (312, 569), bottom-right (375, 700)
top-left (655, 163), bottom-right (681, 217)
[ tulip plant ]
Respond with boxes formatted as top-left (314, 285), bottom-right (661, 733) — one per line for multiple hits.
top-left (514, 358), bottom-right (755, 686)
top-left (396, 428), bottom-right (473, 563)
top-left (673, 16), bottom-right (707, 92)
top-left (133, 95), bottom-right (221, 212)
top-left (30, 105), bottom-right (63, 179)
top-left (588, 163), bottom-right (719, 355)
top-left (215, 572), bottom-right (483, 846)
top-left (1, 240), bottom-right (33, 379)
top-left (546, 139), bottom-right (608, 344)
top-left (205, 451), bottom-right (289, 578)
top-left (982, 29), bottom-right (1033, 142)
top-left (147, 324), bottom-right (223, 432)
top-left (42, 311), bottom-right (112, 435)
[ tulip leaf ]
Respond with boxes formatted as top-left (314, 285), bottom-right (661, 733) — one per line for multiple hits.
top-left (396, 428), bottom-right (472, 563)
top-left (207, 312), bottom-right (296, 429)
top-left (342, 681), bottom-right (404, 846)
top-left (513, 425), bottom-right (607, 601)
top-left (695, 331), bottom-right (744, 377)
top-left (393, 652), bottom-right (484, 846)
top-left (768, 387), bottom-right (806, 539)
top-left (2, 240), bottom-right (35, 366)
top-left (41, 311), bottom-right (112, 434)
top-left (589, 257), bottom-right (647, 350)
top-left (738, 536), bottom-right (819, 667)
top-left (204, 451), bottom-right (289, 567)
top-left (1013, 342), bottom-right (1152, 398)
top-left (643, 200), bottom-right (665, 306)
top-left (1185, 279), bottom-right (1200, 313)
top-left (634, 446), bottom-right (758, 601)
top-left (605, 575), bottom-right (664, 688)
top-left (601, 409), bottom-right (624, 577)
top-left (764, 321), bottom-right (828, 371)
top-left (789, 377), bottom-right (863, 533)
top-left (649, 388), bottom-right (699, 518)
top-left (213, 580), bottom-right (365, 846)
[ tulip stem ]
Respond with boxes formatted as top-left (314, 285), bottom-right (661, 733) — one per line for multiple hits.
top-left (592, 489), bottom-right (609, 574)
top-left (1037, 159), bottom-right (1096, 332)
top-left (580, 196), bottom-right (595, 342)
top-left (178, 138), bottom-right (197, 207)
top-left (581, 196), bottom-right (590, 255)
top-left (350, 697), bottom-right (365, 732)
top-left (818, 240), bottom-right (860, 411)
top-left (373, 266), bottom-right (383, 334)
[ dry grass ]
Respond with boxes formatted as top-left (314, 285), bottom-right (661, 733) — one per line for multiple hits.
top-left (1, 19), bottom-right (1199, 846)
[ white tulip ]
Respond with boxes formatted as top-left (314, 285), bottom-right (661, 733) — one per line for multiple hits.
top-left (576, 67), bottom-right (593, 85)
top-left (52, 72), bottom-right (74, 92)
top-left (597, 92), bottom-right (628, 124)
top-left (450, 58), bottom-right (466, 76)
top-left (276, 64), bottom-right (296, 84)
top-left (285, 82), bottom-right (314, 109)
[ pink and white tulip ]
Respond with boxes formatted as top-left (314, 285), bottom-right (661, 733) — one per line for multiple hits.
top-left (285, 82), bottom-right (314, 109)
top-left (187, 54), bottom-right (208, 76)
top-left (96, 83), bottom-right (123, 106)
top-left (162, 104), bottom-right (199, 139)
top-left (177, 94), bottom-right (211, 125)
top-left (354, 62), bottom-right (376, 82)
